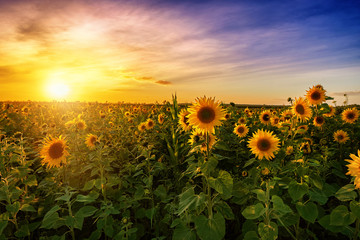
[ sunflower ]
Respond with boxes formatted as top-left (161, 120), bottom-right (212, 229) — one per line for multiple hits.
top-left (146, 119), bottom-right (155, 129)
top-left (188, 96), bottom-right (225, 134)
top-left (238, 117), bottom-right (246, 124)
top-left (345, 150), bottom-right (360, 189)
top-left (281, 110), bottom-right (293, 121)
top-left (138, 122), bottom-right (147, 132)
top-left (247, 129), bottom-right (280, 160)
top-left (158, 114), bottom-right (165, 124)
top-left (200, 132), bottom-right (216, 152)
top-left (270, 116), bottom-right (280, 127)
top-left (285, 146), bottom-right (294, 156)
top-left (40, 136), bottom-right (69, 168)
top-left (324, 105), bottom-right (335, 117)
top-left (297, 125), bottom-right (308, 133)
top-left (259, 110), bottom-right (271, 125)
top-left (124, 111), bottom-right (131, 117)
top-left (188, 129), bottom-right (204, 146)
top-left (224, 113), bottom-right (231, 120)
top-left (76, 119), bottom-right (87, 130)
top-left (178, 109), bottom-right (192, 131)
top-left (85, 134), bottom-right (98, 149)
top-left (300, 142), bottom-right (311, 154)
top-left (292, 97), bottom-right (312, 122)
top-left (233, 124), bottom-right (249, 138)
top-left (341, 107), bottom-right (359, 124)
top-left (313, 116), bottom-right (325, 127)
top-left (333, 130), bottom-right (349, 144)
top-left (306, 85), bottom-right (326, 105)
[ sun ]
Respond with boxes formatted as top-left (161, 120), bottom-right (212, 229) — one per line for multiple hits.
top-left (47, 82), bottom-right (70, 99)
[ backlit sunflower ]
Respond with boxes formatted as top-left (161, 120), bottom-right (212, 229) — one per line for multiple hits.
top-left (306, 85), bottom-right (326, 105)
top-left (158, 114), bottom-right (165, 124)
top-left (345, 150), bottom-right (360, 189)
top-left (188, 129), bottom-right (204, 146)
top-left (342, 107), bottom-right (359, 124)
top-left (282, 110), bottom-right (293, 121)
top-left (333, 130), bottom-right (349, 144)
top-left (313, 116), bottom-right (325, 127)
top-left (40, 136), bottom-right (69, 168)
top-left (247, 129), bottom-right (280, 160)
top-left (259, 110), bottom-right (271, 125)
top-left (188, 96), bottom-right (225, 134)
top-left (285, 146), bottom-right (294, 155)
top-left (233, 124), bottom-right (249, 138)
top-left (292, 97), bottom-right (312, 122)
top-left (178, 109), bottom-right (192, 131)
top-left (76, 119), bottom-right (87, 130)
top-left (138, 122), bottom-right (146, 132)
top-left (200, 132), bottom-right (216, 152)
top-left (146, 119), bottom-right (155, 129)
top-left (224, 113), bottom-right (231, 120)
top-left (85, 134), bottom-right (98, 149)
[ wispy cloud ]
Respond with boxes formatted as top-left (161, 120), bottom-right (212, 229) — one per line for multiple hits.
top-left (332, 91), bottom-right (360, 96)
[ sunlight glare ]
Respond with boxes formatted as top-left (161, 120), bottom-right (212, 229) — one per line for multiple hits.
top-left (47, 82), bottom-right (70, 99)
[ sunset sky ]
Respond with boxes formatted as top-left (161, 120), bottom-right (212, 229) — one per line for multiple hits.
top-left (0, 0), bottom-right (359, 104)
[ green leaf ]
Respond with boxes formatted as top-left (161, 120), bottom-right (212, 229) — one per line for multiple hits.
top-left (41, 205), bottom-right (61, 229)
top-left (296, 202), bottom-right (318, 223)
top-left (76, 206), bottom-right (97, 218)
top-left (24, 175), bottom-right (38, 187)
top-left (154, 185), bottom-right (167, 201)
top-left (208, 170), bottom-right (233, 200)
top-left (177, 188), bottom-right (206, 215)
top-left (319, 215), bottom-right (344, 233)
top-left (201, 157), bottom-right (218, 175)
top-left (242, 203), bottom-right (265, 220)
top-left (272, 195), bottom-right (292, 215)
top-left (20, 204), bottom-right (36, 212)
top-left (252, 189), bottom-right (266, 202)
top-left (0, 221), bottom-right (8, 236)
top-left (83, 180), bottom-right (95, 191)
top-left (258, 222), bottom-right (278, 240)
top-left (172, 223), bottom-right (196, 240)
top-left (15, 224), bottom-right (30, 238)
top-left (194, 213), bottom-right (225, 240)
top-left (244, 231), bottom-right (259, 240)
top-left (288, 181), bottom-right (308, 201)
top-left (6, 201), bottom-right (20, 216)
top-left (309, 189), bottom-right (328, 205)
top-left (335, 184), bottom-right (357, 201)
top-left (330, 205), bottom-right (356, 226)
top-left (76, 192), bottom-right (99, 203)
top-left (244, 158), bottom-right (257, 168)
top-left (350, 201), bottom-right (360, 219)
top-left (214, 201), bottom-right (235, 220)
top-left (309, 174), bottom-right (323, 189)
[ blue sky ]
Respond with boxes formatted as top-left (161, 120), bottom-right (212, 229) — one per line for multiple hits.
top-left (0, 0), bottom-right (359, 104)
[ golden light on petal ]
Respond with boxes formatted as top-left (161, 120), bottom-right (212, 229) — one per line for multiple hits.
top-left (188, 96), bottom-right (225, 134)
top-left (247, 129), bottom-right (280, 160)
top-left (345, 150), bottom-right (360, 189)
top-left (40, 136), bottom-right (69, 168)
top-left (233, 124), bottom-right (249, 138)
top-left (313, 115), bottom-right (325, 127)
top-left (292, 97), bottom-right (312, 122)
top-left (259, 110), bottom-right (271, 125)
top-left (341, 107), bottom-right (359, 124)
top-left (306, 85), bottom-right (326, 105)
top-left (333, 130), bottom-right (349, 144)
top-left (85, 134), bottom-right (98, 149)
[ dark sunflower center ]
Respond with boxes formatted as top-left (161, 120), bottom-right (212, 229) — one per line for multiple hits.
top-left (90, 136), bottom-right (96, 144)
top-left (225, 114), bottom-right (230, 119)
top-left (316, 117), bottom-right (324, 124)
top-left (273, 119), bottom-right (279, 124)
top-left (148, 121), bottom-right (153, 127)
top-left (347, 112), bottom-right (355, 120)
top-left (240, 119), bottom-right (245, 123)
top-left (262, 114), bottom-right (270, 121)
top-left (48, 142), bottom-right (64, 159)
top-left (237, 127), bottom-right (245, 133)
top-left (197, 107), bottom-right (216, 124)
top-left (337, 135), bottom-right (344, 140)
top-left (311, 91), bottom-right (321, 100)
top-left (257, 139), bottom-right (271, 151)
top-left (194, 135), bottom-right (200, 143)
top-left (295, 104), bottom-right (305, 115)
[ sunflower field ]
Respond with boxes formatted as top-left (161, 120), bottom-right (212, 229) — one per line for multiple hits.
top-left (1, 85), bottom-right (360, 240)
